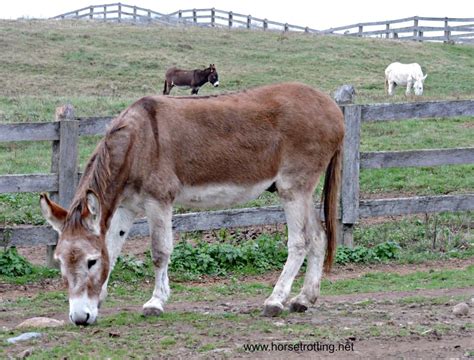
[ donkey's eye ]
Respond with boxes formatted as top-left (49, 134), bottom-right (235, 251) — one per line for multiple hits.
top-left (87, 259), bottom-right (97, 269)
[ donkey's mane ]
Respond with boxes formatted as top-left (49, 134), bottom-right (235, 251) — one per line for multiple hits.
top-left (63, 121), bottom-right (128, 232)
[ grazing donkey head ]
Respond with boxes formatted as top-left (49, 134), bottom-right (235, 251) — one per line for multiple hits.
top-left (40, 191), bottom-right (109, 326)
top-left (413, 74), bottom-right (428, 96)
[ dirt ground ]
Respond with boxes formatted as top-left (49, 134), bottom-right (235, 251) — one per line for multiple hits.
top-left (2, 249), bottom-right (473, 359)
top-left (3, 229), bottom-right (474, 359)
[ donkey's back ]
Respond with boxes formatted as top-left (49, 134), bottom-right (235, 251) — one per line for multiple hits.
top-left (125, 82), bottom-right (343, 196)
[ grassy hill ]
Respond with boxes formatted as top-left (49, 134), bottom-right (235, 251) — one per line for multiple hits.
top-left (0, 19), bottom-right (473, 122)
top-left (0, 20), bottom-right (473, 227)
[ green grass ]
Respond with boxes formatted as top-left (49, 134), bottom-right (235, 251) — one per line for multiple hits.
top-left (322, 265), bottom-right (474, 295)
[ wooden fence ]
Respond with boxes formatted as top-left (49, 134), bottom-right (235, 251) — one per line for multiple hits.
top-left (321, 16), bottom-right (474, 43)
top-left (51, 3), bottom-right (318, 33)
top-left (51, 3), bottom-right (474, 44)
top-left (1, 100), bottom-right (474, 266)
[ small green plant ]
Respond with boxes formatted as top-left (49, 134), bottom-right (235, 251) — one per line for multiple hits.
top-left (169, 234), bottom-right (288, 278)
top-left (111, 255), bottom-right (151, 282)
top-left (0, 247), bottom-right (33, 276)
top-left (335, 241), bottom-right (400, 265)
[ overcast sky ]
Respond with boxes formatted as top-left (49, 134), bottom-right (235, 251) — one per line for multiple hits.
top-left (2, 0), bottom-right (472, 30)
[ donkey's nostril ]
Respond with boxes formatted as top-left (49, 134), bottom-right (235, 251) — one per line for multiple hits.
top-left (72, 312), bottom-right (91, 326)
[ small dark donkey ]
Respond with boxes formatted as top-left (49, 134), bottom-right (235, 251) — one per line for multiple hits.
top-left (163, 64), bottom-right (219, 95)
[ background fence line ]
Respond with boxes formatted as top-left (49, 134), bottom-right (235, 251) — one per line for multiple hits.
top-left (50, 3), bottom-right (474, 44)
top-left (1, 98), bottom-right (473, 266)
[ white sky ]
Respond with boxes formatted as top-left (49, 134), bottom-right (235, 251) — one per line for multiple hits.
top-left (1, 0), bottom-right (472, 30)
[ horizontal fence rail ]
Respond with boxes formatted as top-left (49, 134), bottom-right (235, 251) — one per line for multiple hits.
top-left (50, 3), bottom-right (474, 43)
top-left (2, 193), bottom-right (473, 247)
top-left (0, 99), bottom-right (473, 261)
top-left (321, 16), bottom-right (474, 43)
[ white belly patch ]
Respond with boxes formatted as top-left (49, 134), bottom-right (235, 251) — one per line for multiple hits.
top-left (175, 180), bottom-right (275, 209)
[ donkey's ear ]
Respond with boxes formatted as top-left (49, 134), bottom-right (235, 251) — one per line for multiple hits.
top-left (40, 193), bottom-right (67, 234)
top-left (422, 74), bottom-right (428, 81)
top-left (84, 190), bottom-right (101, 235)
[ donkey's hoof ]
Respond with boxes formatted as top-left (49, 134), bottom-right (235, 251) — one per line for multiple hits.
top-left (289, 301), bottom-right (308, 313)
top-left (143, 306), bottom-right (163, 317)
top-left (262, 303), bottom-right (284, 317)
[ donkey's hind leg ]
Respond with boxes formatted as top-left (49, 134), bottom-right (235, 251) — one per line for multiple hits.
top-left (288, 217), bottom-right (326, 312)
top-left (142, 200), bottom-right (173, 316)
top-left (263, 193), bottom-right (312, 317)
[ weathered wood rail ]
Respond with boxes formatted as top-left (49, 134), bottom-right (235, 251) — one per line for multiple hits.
top-left (51, 3), bottom-right (474, 44)
top-left (322, 16), bottom-right (474, 43)
top-left (1, 99), bottom-right (474, 265)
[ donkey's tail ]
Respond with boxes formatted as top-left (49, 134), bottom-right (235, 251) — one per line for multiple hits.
top-left (163, 80), bottom-right (168, 95)
top-left (322, 146), bottom-right (342, 273)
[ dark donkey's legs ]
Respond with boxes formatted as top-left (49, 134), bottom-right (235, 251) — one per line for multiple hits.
top-left (191, 87), bottom-right (200, 95)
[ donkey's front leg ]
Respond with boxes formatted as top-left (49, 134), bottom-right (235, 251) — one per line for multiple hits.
top-left (405, 79), bottom-right (413, 96)
top-left (100, 207), bottom-right (136, 305)
top-left (143, 200), bottom-right (173, 316)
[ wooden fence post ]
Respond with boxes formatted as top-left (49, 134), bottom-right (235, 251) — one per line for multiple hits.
top-left (444, 17), bottom-right (450, 43)
top-left (385, 23), bottom-right (390, 38)
top-left (339, 105), bottom-right (361, 247)
top-left (118, 3), bottom-right (122, 23)
top-left (193, 9), bottom-right (197, 24)
top-left (228, 11), bottom-right (233, 28)
top-left (104, 5), bottom-right (107, 20)
top-left (89, 6), bottom-right (93, 19)
top-left (247, 15), bottom-right (251, 29)
top-left (358, 25), bottom-right (363, 37)
top-left (263, 19), bottom-right (268, 31)
top-left (211, 8), bottom-right (215, 27)
top-left (47, 105), bottom-right (79, 267)
top-left (133, 6), bottom-right (137, 22)
top-left (413, 16), bottom-right (418, 39)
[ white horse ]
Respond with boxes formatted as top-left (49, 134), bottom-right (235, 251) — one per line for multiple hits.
top-left (385, 62), bottom-right (427, 96)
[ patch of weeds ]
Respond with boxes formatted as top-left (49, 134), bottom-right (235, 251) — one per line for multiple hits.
top-left (110, 254), bottom-right (153, 282)
top-left (335, 241), bottom-right (400, 265)
top-left (169, 233), bottom-right (288, 278)
top-left (0, 247), bottom-right (32, 276)
top-left (0, 258), bottom-right (59, 285)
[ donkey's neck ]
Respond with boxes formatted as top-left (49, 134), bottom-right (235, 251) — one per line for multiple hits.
top-left (194, 68), bottom-right (211, 86)
top-left (73, 123), bottom-right (133, 235)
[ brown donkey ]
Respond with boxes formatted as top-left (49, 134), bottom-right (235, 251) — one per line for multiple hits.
top-left (40, 82), bottom-right (344, 325)
top-left (163, 64), bottom-right (219, 95)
